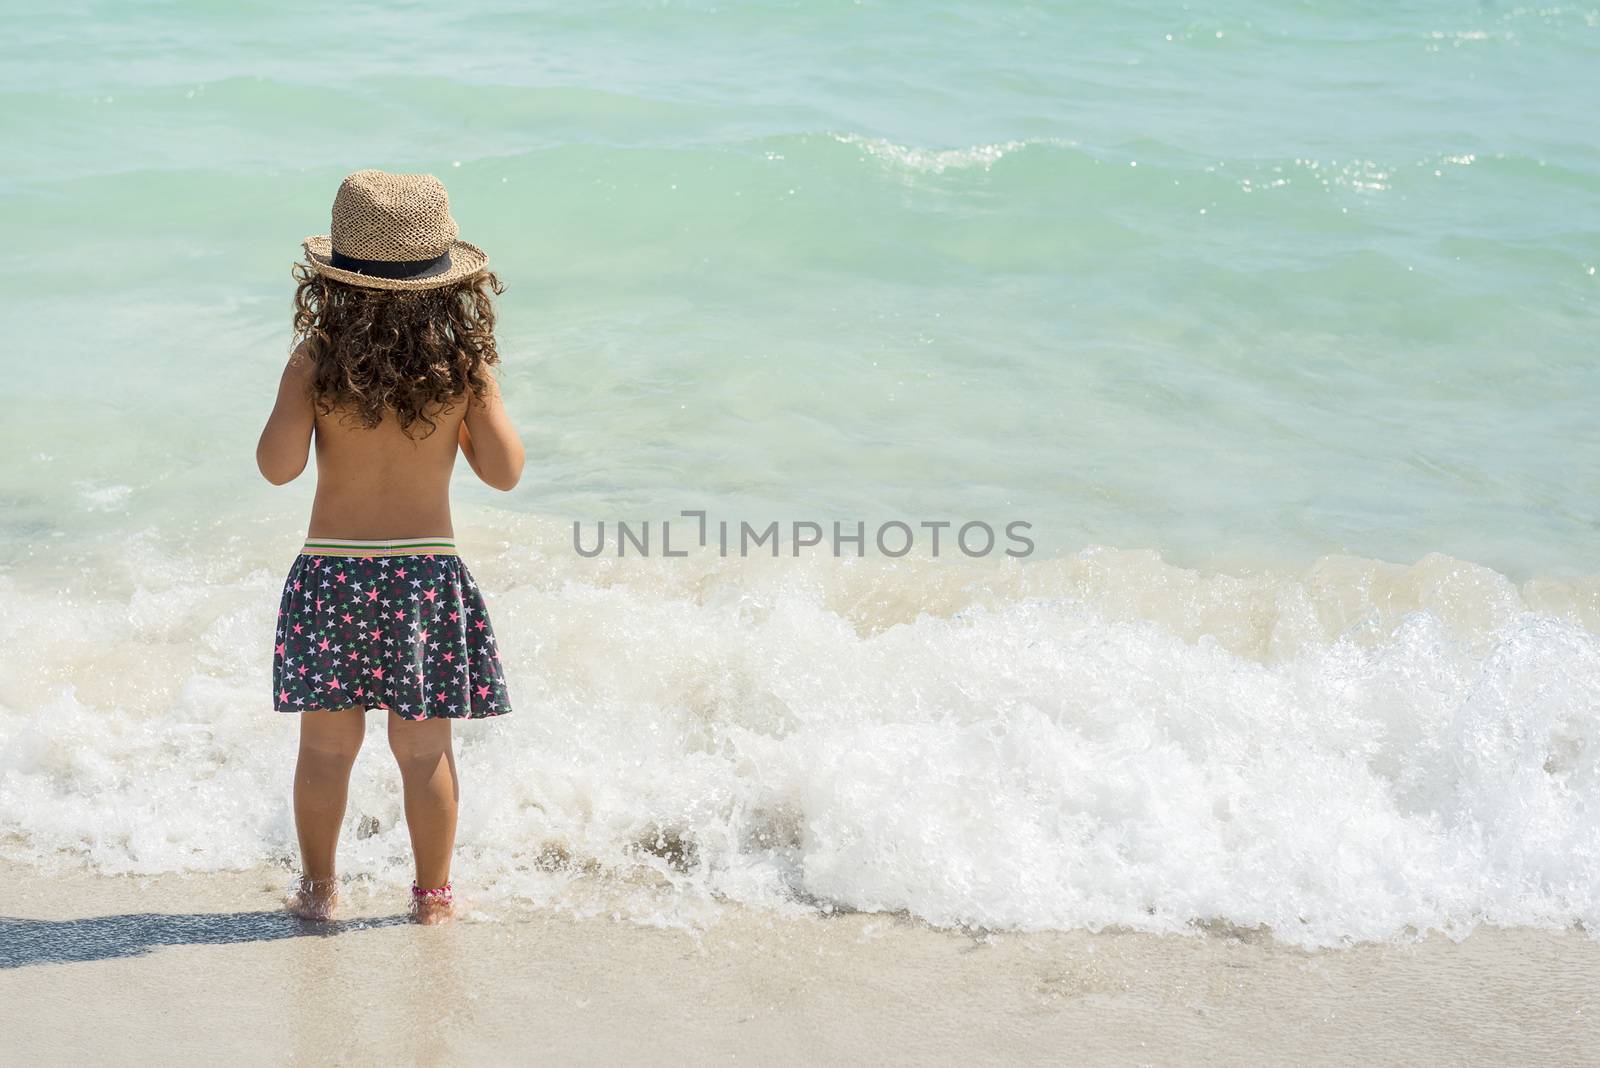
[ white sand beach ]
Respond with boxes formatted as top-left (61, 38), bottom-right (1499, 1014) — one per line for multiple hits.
top-left (5, 861), bottom-right (1596, 1066)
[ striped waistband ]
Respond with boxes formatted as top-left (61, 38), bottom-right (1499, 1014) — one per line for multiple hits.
top-left (301, 537), bottom-right (457, 559)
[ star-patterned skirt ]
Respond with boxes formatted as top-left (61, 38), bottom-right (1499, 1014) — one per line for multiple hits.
top-left (272, 537), bottom-right (512, 720)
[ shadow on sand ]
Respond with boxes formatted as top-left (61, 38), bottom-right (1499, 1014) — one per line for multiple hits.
top-left (0, 911), bottom-right (410, 969)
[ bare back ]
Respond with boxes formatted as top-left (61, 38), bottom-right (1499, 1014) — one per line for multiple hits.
top-left (308, 402), bottom-right (465, 539)
top-left (256, 349), bottom-right (525, 532)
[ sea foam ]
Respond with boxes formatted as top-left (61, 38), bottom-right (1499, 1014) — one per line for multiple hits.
top-left (1, 515), bottom-right (1597, 947)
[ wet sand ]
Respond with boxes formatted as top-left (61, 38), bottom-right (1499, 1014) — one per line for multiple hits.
top-left (4, 861), bottom-right (1597, 1066)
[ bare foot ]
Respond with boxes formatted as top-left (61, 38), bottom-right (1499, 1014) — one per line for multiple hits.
top-left (411, 896), bottom-right (455, 925)
top-left (287, 876), bottom-right (338, 921)
top-left (410, 882), bottom-right (455, 924)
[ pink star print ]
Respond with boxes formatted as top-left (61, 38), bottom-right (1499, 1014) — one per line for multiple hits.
top-left (335, 571), bottom-right (347, 584)
top-left (318, 638), bottom-right (331, 651)
top-left (366, 589), bottom-right (379, 602)
top-left (327, 677), bottom-right (342, 690)
top-left (369, 629), bottom-right (381, 641)
top-left (275, 643), bottom-right (286, 657)
top-left (448, 610), bottom-right (459, 623)
top-left (341, 612), bottom-right (354, 624)
top-left (292, 623), bottom-right (304, 635)
top-left (423, 588), bottom-right (438, 603)
top-left (394, 568), bottom-right (408, 580)
top-left (279, 688), bottom-right (291, 703)
top-left (474, 619), bottom-right (486, 631)
top-left (442, 651), bottom-right (455, 663)
top-left (475, 684), bottom-right (491, 699)
top-left (372, 667), bottom-right (385, 681)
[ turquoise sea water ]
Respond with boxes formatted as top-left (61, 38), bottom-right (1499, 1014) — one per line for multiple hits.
top-left (2, 4), bottom-right (1599, 943)
top-left (3, 0), bottom-right (1597, 572)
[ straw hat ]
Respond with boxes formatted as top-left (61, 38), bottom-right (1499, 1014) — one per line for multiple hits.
top-left (302, 169), bottom-right (488, 290)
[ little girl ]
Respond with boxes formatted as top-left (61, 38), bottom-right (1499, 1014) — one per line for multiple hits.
top-left (256, 169), bottom-right (525, 924)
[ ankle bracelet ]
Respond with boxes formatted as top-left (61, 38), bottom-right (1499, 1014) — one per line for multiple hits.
top-left (411, 880), bottom-right (453, 904)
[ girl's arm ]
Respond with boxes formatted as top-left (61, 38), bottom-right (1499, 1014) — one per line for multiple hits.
top-left (459, 374), bottom-right (524, 491)
top-left (256, 347), bottom-right (315, 485)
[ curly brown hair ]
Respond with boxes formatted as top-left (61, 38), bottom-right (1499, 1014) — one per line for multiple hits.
top-left (291, 264), bottom-right (505, 438)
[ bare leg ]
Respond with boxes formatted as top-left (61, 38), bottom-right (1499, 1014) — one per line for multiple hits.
top-left (388, 712), bottom-right (459, 923)
top-left (290, 706), bottom-right (365, 919)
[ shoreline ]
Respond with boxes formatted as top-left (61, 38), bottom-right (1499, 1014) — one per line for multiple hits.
top-left (6, 862), bottom-right (1598, 1065)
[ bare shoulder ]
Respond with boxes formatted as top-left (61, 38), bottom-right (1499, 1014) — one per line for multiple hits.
top-left (467, 371), bottom-right (507, 409)
top-left (285, 340), bottom-right (317, 380)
